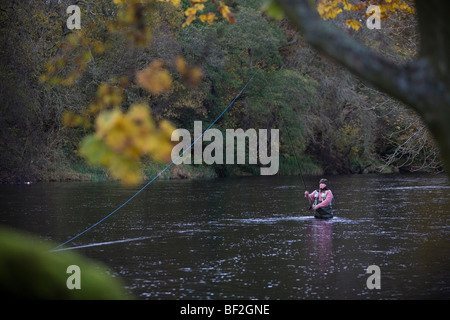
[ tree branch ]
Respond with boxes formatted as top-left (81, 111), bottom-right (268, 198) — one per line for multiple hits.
top-left (415, 0), bottom-right (450, 81)
top-left (274, 0), bottom-right (450, 174)
top-left (273, 0), bottom-right (434, 115)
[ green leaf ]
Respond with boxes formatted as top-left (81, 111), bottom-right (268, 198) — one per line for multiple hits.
top-left (264, 1), bottom-right (284, 20)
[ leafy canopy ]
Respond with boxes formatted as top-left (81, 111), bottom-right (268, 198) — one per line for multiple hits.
top-left (42, 0), bottom-right (237, 185)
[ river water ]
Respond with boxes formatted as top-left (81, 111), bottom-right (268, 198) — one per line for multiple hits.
top-left (1, 173), bottom-right (449, 299)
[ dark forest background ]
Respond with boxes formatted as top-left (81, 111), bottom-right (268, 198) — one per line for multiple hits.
top-left (0, 0), bottom-right (441, 183)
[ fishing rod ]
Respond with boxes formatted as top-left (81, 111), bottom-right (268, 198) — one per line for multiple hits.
top-left (50, 73), bottom-right (256, 252)
top-left (51, 46), bottom-right (308, 251)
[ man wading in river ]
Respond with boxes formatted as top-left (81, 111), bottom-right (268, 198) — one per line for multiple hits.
top-left (304, 179), bottom-right (334, 219)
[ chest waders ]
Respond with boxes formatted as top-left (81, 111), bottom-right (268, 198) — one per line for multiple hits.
top-left (313, 189), bottom-right (333, 219)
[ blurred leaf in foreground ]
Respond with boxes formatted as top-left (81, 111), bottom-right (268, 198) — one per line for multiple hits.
top-left (0, 226), bottom-right (130, 299)
top-left (79, 104), bottom-right (176, 186)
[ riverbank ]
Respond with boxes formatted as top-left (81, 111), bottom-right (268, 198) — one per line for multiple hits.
top-left (3, 142), bottom-right (434, 185)
top-left (2, 154), bottom-right (326, 184)
top-left (3, 155), bottom-right (413, 185)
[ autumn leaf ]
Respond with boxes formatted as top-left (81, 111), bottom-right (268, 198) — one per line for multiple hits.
top-left (342, 0), bottom-right (353, 11)
top-left (317, 0), bottom-right (415, 24)
top-left (218, 1), bottom-right (236, 24)
top-left (80, 103), bottom-right (176, 186)
top-left (79, 135), bottom-right (142, 186)
top-left (175, 55), bottom-right (204, 88)
top-left (62, 110), bottom-right (84, 128)
top-left (317, 0), bottom-right (342, 20)
top-left (136, 60), bottom-right (173, 94)
top-left (96, 83), bottom-right (124, 107)
top-left (180, 0), bottom-right (236, 27)
top-left (112, 0), bottom-right (153, 46)
top-left (190, 0), bottom-right (209, 5)
top-left (199, 12), bottom-right (218, 25)
top-left (40, 31), bottom-right (101, 87)
top-left (182, 3), bottom-right (206, 27)
top-left (182, 14), bottom-right (196, 27)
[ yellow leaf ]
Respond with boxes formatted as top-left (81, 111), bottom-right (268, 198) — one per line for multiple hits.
top-left (175, 55), bottom-right (187, 74)
top-left (66, 33), bottom-right (79, 46)
top-left (342, 0), bottom-right (353, 11)
top-left (190, 0), bottom-right (208, 5)
top-left (159, 119), bottom-right (176, 138)
top-left (199, 12), bottom-right (218, 25)
top-left (218, 1), bottom-right (236, 24)
top-left (96, 83), bottom-right (124, 108)
top-left (95, 109), bottom-right (126, 148)
top-left (317, 0), bottom-right (342, 20)
top-left (92, 40), bottom-right (106, 54)
top-left (182, 4), bottom-right (206, 28)
top-left (62, 110), bottom-right (84, 127)
top-left (175, 55), bottom-right (203, 87)
top-left (182, 14), bottom-right (196, 27)
top-left (136, 60), bottom-right (172, 94)
top-left (345, 19), bottom-right (362, 31)
top-left (83, 102), bottom-right (176, 185)
top-left (185, 6), bottom-right (202, 16)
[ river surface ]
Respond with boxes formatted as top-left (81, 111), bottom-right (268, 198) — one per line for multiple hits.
top-left (1, 173), bottom-right (449, 299)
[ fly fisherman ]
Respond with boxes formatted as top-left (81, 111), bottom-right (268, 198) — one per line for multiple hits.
top-left (304, 178), bottom-right (334, 219)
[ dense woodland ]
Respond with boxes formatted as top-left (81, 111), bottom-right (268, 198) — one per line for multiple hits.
top-left (0, 0), bottom-right (442, 184)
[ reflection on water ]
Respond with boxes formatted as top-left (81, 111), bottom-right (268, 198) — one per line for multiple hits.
top-left (0, 173), bottom-right (449, 299)
top-left (307, 220), bottom-right (333, 273)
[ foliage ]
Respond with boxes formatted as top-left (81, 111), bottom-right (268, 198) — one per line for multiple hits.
top-left (275, 0), bottom-right (450, 174)
top-left (0, 0), bottom-right (71, 183)
top-left (0, 226), bottom-right (129, 299)
top-left (180, 0), bottom-right (236, 27)
top-left (40, 0), bottom-right (206, 185)
top-left (0, 0), bottom-right (438, 184)
top-left (317, 0), bottom-right (415, 25)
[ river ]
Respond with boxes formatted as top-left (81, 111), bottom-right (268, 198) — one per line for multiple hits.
top-left (1, 173), bottom-right (449, 299)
